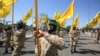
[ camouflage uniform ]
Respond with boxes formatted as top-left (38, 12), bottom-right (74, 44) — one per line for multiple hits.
top-left (12, 29), bottom-right (25, 56)
top-left (35, 32), bottom-right (65, 56)
top-left (91, 30), bottom-right (94, 38)
top-left (69, 30), bottom-right (78, 53)
top-left (94, 29), bottom-right (100, 43)
top-left (5, 30), bottom-right (12, 52)
top-left (2, 30), bottom-right (6, 39)
top-left (59, 30), bottom-right (63, 37)
top-left (76, 29), bottom-right (80, 40)
top-left (0, 30), bottom-right (5, 46)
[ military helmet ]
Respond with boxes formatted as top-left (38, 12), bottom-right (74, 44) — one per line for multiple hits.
top-left (48, 20), bottom-right (59, 27)
top-left (48, 20), bottom-right (60, 32)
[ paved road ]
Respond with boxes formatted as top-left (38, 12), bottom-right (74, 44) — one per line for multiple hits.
top-left (0, 31), bottom-right (100, 56)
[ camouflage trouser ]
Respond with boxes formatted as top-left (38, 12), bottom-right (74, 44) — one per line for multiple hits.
top-left (78, 33), bottom-right (80, 39)
top-left (5, 40), bottom-right (11, 50)
top-left (12, 44), bottom-right (23, 56)
top-left (91, 33), bottom-right (94, 38)
top-left (95, 36), bottom-right (100, 44)
top-left (70, 37), bottom-right (78, 53)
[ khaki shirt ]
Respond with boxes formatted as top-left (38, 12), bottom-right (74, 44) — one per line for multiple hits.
top-left (14, 29), bottom-right (26, 45)
top-left (6, 30), bottom-right (12, 41)
top-left (2, 30), bottom-right (6, 38)
top-left (95, 30), bottom-right (100, 39)
top-left (69, 30), bottom-right (77, 38)
top-left (35, 32), bottom-right (65, 56)
top-left (59, 30), bottom-right (63, 37)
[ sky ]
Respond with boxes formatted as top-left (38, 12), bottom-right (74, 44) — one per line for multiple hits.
top-left (1, 0), bottom-right (100, 28)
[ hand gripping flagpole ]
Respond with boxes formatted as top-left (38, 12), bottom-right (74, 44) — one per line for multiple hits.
top-left (34, 0), bottom-right (41, 56)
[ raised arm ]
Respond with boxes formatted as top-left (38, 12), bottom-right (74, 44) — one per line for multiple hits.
top-left (44, 33), bottom-right (65, 50)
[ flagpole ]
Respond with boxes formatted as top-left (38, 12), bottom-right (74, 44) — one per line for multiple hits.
top-left (12, 0), bottom-right (14, 46)
top-left (88, 4), bottom-right (90, 32)
top-left (34, 0), bottom-right (41, 56)
top-left (3, 8), bottom-right (5, 28)
top-left (2, 8), bottom-right (5, 39)
top-left (32, 6), bottom-right (34, 30)
top-left (32, 16), bottom-right (33, 29)
top-left (71, 0), bottom-right (74, 31)
top-left (72, 0), bottom-right (75, 24)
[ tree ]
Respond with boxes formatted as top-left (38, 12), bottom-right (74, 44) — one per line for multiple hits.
top-left (81, 26), bottom-right (94, 32)
top-left (65, 25), bottom-right (71, 32)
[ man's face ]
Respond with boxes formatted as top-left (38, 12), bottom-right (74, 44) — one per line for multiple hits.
top-left (47, 25), bottom-right (53, 31)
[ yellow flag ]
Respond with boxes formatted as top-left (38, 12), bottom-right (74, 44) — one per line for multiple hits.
top-left (4, 6), bottom-right (10, 16)
top-left (0, 6), bottom-right (11, 18)
top-left (73, 14), bottom-right (79, 26)
top-left (0, 1), bottom-right (3, 8)
top-left (98, 17), bottom-right (100, 24)
top-left (95, 12), bottom-right (100, 24)
top-left (53, 11), bottom-right (62, 22)
top-left (87, 18), bottom-right (98, 28)
top-left (58, 0), bottom-right (74, 27)
top-left (26, 8), bottom-right (32, 19)
top-left (41, 14), bottom-right (47, 23)
top-left (22, 8), bottom-right (32, 23)
top-left (87, 11), bottom-right (100, 28)
top-left (1, 0), bottom-right (17, 6)
top-left (22, 17), bottom-right (26, 23)
top-left (70, 14), bottom-right (79, 32)
top-left (92, 18), bottom-right (98, 25)
top-left (87, 21), bottom-right (92, 28)
top-left (98, 15), bottom-right (100, 24)
top-left (87, 19), bottom-right (93, 28)
top-left (22, 14), bottom-right (27, 23)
